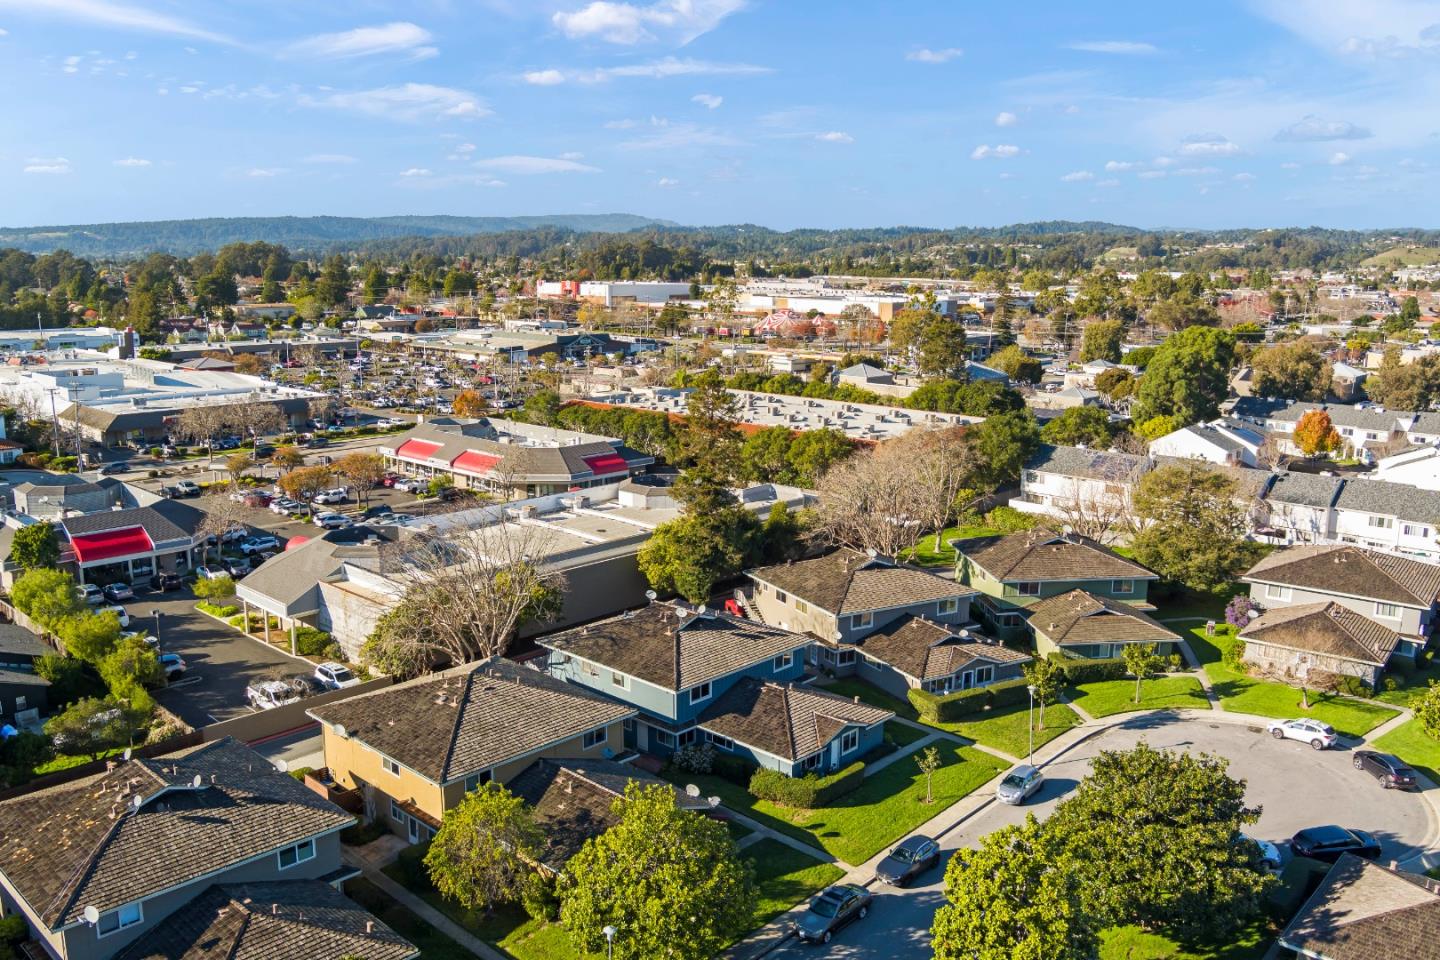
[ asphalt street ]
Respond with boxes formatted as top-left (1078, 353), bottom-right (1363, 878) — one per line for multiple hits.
top-left (768, 713), bottom-right (1437, 960)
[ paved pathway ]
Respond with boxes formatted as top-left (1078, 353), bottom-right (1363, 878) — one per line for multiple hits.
top-left (346, 854), bottom-right (509, 960)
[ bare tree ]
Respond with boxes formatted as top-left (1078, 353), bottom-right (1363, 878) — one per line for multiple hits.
top-left (1054, 478), bottom-right (1133, 544)
top-left (334, 451), bottom-right (388, 507)
top-left (889, 426), bottom-right (981, 553)
top-left (813, 444), bottom-right (929, 558)
top-left (176, 406), bottom-right (229, 465)
top-left (362, 525), bottom-right (567, 676)
top-left (194, 494), bottom-right (252, 560)
top-left (225, 400), bottom-right (285, 450)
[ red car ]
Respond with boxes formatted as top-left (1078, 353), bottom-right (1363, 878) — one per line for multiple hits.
top-left (381, 473), bottom-right (402, 488)
top-left (244, 491), bottom-right (273, 507)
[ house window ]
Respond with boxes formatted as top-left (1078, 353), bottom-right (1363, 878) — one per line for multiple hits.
top-left (995, 612), bottom-right (1023, 628)
top-left (381, 756), bottom-right (401, 777)
top-left (707, 732), bottom-right (735, 751)
top-left (802, 752), bottom-right (824, 770)
top-left (1266, 584), bottom-right (1292, 601)
top-left (840, 729), bottom-right (860, 754)
top-left (583, 728), bottom-right (606, 749)
top-left (836, 649), bottom-right (857, 666)
top-left (1404, 524), bottom-right (1429, 537)
top-left (611, 670), bottom-right (628, 689)
top-left (97, 903), bottom-right (143, 937)
top-left (464, 771), bottom-right (492, 792)
top-left (391, 799), bottom-right (404, 822)
top-left (1014, 582), bottom-right (1040, 597)
top-left (678, 729), bottom-right (697, 747)
top-left (1023, 470), bottom-right (1039, 484)
top-left (689, 682), bottom-right (712, 704)
top-left (773, 652), bottom-right (793, 671)
top-left (278, 839), bottom-right (316, 870)
top-left (937, 598), bottom-right (959, 616)
top-left (1368, 515), bottom-right (1394, 529)
top-left (794, 600), bottom-right (810, 614)
top-left (775, 590), bottom-right (789, 605)
top-left (975, 665), bottom-right (995, 684)
top-left (1375, 602), bottom-right (1401, 619)
top-left (581, 660), bottom-right (599, 677)
top-left (1111, 580), bottom-right (1134, 594)
top-left (1341, 427), bottom-right (1354, 436)
top-left (652, 729), bottom-right (675, 748)
top-left (850, 611), bottom-right (874, 630)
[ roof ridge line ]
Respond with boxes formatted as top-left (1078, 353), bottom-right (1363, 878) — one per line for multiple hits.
top-left (437, 670), bottom-right (476, 782)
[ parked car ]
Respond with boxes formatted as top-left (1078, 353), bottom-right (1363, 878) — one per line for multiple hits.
top-left (221, 557), bottom-right (252, 579)
top-left (103, 582), bottom-right (134, 602)
top-left (173, 480), bottom-right (201, 497)
top-left (1353, 750), bottom-right (1419, 790)
top-left (874, 835), bottom-right (941, 887)
top-left (313, 512), bottom-right (351, 530)
top-left (315, 662), bottom-right (361, 690)
top-left (239, 535), bottom-right (281, 555)
top-left (361, 503), bottom-right (393, 518)
top-left (312, 488), bottom-right (349, 505)
top-left (78, 583), bottom-right (105, 605)
top-left (380, 473), bottom-right (402, 487)
top-left (97, 604), bottom-right (130, 628)
top-left (1289, 825), bottom-right (1382, 863)
top-left (1241, 834), bottom-right (1283, 872)
top-left (996, 764), bottom-right (1044, 805)
top-left (154, 572), bottom-right (183, 592)
top-left (98, 461), bottom-right (130, 475)
top-left (1267, 718), bottom-right (1338, 750)
top-left (160, 485), bottom-right (182, 499)
top-left (394, 477), bottom-right (426, 493)
top-left (269, 498), bottom-right (300, 514)
top-left (159, 653), bottom-right (186, 680)
top-left (245, 679), bottom-right (306, 711)
top-left (304, 436), bottom-right (329, 448)
top-left (195, 565), bottom-right (227, 581)
top-left (793, 884), bottom-right (871, 944)
top-left (244, 492), bottom-right (273, 508)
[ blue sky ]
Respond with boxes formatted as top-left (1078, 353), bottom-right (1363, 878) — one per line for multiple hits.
top-left (1, 0), bottom-right (1438, 230)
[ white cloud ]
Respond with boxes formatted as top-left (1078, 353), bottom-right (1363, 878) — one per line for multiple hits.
top-left (1174, 166), bottom-right (1220, 176)
top-left (657, 176), bottom-right (680, 187)
top-left (284, 22), bottom-right (437, 61)
top-left (523, 69), bottom-right (566, 86)
top-left (1060, 170), bottom-right (1093, 181)
top-left (301, 83), bottom-right (490, 122)
top-left (1179, 133), bottom-right (1241, 156)
top-left (552, 0), bottom-right (746, 45)
top-left (1137, 170), bottom-right (1167, 179)
top-left (1104, 160), bottom-right (1137, 171)
top-left (472, 155), bottom-right (601, 174)
top-left (970, 144), bottom-right (1020, 159)
top-left (604, 118), bottom-right (638, 129)
top-left (1233, 172), bottom-right (1257, 181)
top-left (815, 131), bottom-right (853, 143)
top-left (112, 156), bottom-right (150, 166)
top-left (62, 54), bottom-right (82, 73)
top-left (692, 92), bottom-right (723, 109)
top-left (906, 47), bottom-right (963, 63)
top-left (0, 28), bottom-right (7, 36)
top-left (560, 151), bottom-right (585, 160)
top-left (303, 153), bottom-right (358, 164)
top-left (399, 167), bottom-right (432, 177)
top-left (579, 56), bottom-right (770, 81)
top-left (23, 157), bottom-right (70, 174)
top-left (1330, 151), bottom-right (1352, 165)
top-left (0, 0), bottom-right (233, 44)
top-left (619, 122), bottom-right (741, 149)
top-left (246, 167), bottom-right (284, 178)
top-left (1067, 40), bottom-right (1157, 54)
top-left (994, 111), bottom-right (1017, 127)
top-left (1152, 156), bottom-right (1175, 167)
top-left (1274, 114), bottom-right (1372, 142)
top-left (1280, 161), bottom-right (1301, 169)
top-left (1097, 178), bottom-right (1120, 187)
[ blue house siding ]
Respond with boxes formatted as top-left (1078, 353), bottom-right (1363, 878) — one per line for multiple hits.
top-left (705, 722), bottom-right (885, 776)
top-left (856, 655), bottom-right (1027, 700)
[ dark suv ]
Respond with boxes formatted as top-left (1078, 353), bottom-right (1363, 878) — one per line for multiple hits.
top-left (1289, 825), bottom-right (1383, 863)
top-left (1353, 750), bottom-right (1419, 790)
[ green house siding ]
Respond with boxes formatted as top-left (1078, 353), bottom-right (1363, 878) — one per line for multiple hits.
top-left (959, 558), bottom-right (1153, 642)
top-left (1034, 633), bottom-right (1179, 660)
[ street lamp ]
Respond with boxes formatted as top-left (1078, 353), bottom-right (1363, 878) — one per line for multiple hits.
top-left (151, 609), bottom-right (162, 646)
top-left (602, 925), bottom-right (617, 960)
top-left (1026, 684), bottom-right (1037, 764)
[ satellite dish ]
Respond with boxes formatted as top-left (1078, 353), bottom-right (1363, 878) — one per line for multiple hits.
top-left (1062, 524), bottom-right (1073, 536)
top-left (274, 758), bottom-right (290, 773)
top-left (685, 783), bottom-right (700, 797)
top-left (192, 774), bottom-right (203, 788)
top-left (644, 590), bottom-right (657, 601)
top-left (334, 724), bottom-right (348, 738)
top-left (83, 906), bottom-right (100, 926)
top-left (122, 748), bottom-right (132, 761)
top-left (131, 794), bottom-right (143, 810)
top-left (696, 604), bottom-right (707, 616)
top-left (959, 629), bottom-right (970, 639)
top-left (866, 547), bottom-right (878, 558)
top-left (708, 796), bottom-right (721, 808)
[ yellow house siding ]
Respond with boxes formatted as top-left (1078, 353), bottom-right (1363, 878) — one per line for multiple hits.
top-left (321, 726), bottom-right (447, 824)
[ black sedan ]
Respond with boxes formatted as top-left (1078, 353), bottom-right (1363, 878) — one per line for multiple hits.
top-left (875, 835), bottom-right (941, 886)
top-left (153, 572), bottom-right (183, 592)
top-left (1353, 750), bottom-right (1419, 790)
top-left (1289, 825), bottom-right (1383, 864)
top-left (793, 884), bottom-right (871, 944)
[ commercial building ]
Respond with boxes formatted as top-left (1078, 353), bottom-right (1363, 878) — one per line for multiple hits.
top-left (537, 280), bottom-right (692, 307)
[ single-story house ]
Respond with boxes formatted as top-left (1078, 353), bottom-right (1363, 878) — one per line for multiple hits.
top-left (1238, 602), bottom-right (1401, 690)
top-left (1278, 853), bottom-right (1440, 960)
top-left (1026, 589), bottom-right (1183, 660)
top-left (853, 616), bottom-right (1032, 697)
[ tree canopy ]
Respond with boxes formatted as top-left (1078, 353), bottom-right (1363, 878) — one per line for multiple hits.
top-left (1133, 327), bottom-right (1236, 426)
top-left (1131, 461), bottom-right (1258, 591)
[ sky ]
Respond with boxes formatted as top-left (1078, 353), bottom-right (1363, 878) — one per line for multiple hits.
top-left (1, 0), bottom-right (1438, 231)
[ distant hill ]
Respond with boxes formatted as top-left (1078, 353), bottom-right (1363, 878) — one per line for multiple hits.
top-left (1361, 244), bottom-right (1440, 269)
top-left (0, 213), bottom-right (679, 258)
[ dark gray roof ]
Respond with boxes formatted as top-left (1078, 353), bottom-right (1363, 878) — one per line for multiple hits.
top-left (1336, 478), bottom-right (1440, 525)
top-left (1262, 471), bottom-right (1344, 509)
top-left (855, 616), bottom-right (1030, 681)
top-left (1026, 444), bottom-right (1149, 483)
top-left (697, 678), bottom-right (892, 760)
top-left (62, 501), bottom-right (204, 542)
top-left (1244, 545), bottom-right (1440, 607)
top-left (112, 880), bottom-right (418, 960)
top-left (0, 624), bottom-right (48, 659)
top-left (0, 668), bottom-right (50, 687)
top-left (0, 738), bottom-right (354, 929)
top-left (387, 419), bottom-right (652, 481)
top-left (956, 529), bottom-right (1155, 583)
top-left (749, 548), bottom-right (972, 615)
top-left (1279, 854), bottom-right (1440, 960)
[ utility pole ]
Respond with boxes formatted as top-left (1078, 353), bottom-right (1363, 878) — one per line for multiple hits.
top-left (45, 387), bottom-right (62, 459)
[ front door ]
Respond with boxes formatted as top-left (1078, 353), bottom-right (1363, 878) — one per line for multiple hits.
top-left (959, 670), bottom-right (974, 690)
top-left (407, 814), bottom-right (420, 844)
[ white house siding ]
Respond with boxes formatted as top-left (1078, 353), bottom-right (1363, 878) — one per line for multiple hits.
top-left (1246, 582), bottom-right (1431, 638)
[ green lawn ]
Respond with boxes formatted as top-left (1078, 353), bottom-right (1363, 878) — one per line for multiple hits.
top-left (885, 720), bottom-right (929, 747)
top-left (1071, 677), bottom-right (1211, 717)
top-left (1375, 651), bottom-right (1440, 708)
top-left (901, 524), bottom-right (1003, 568)
top-left (1098, 921), bottom-right (1270, 960)
top-left (745, 839), bottom-right (845, 928)
top-left (33, 745), bottom-right (129, 775)
top-left (1153, 586), bottom-right (1243, 627)
top-left (663, 741), bottom-right (1007, 866)
top-left (1373, 718), bottom-right (1440, 786)
top-left (344, 878), bottom-right (477, 960)
top-left (940, 702), bottom-right (1083, 758)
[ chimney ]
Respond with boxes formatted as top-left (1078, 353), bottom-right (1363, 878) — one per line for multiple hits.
top-left (271, 904), bottom-right (279, 915)
top-left (366, 920), bottom-right (375, 934)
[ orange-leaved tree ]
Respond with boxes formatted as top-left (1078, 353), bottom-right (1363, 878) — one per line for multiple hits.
top-left (1292, 409), bottom-right (1341, 458)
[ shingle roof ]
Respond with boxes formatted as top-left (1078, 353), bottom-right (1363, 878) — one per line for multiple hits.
top-left (1279, 854), bottom-right (1440, 960)
top-left (1025, 590), bottom-right (1181, 646)
top-left (112, 880), bottom-right (418, 960)
top-left (1243, 545), bottom-right (1440, 607)
top-left (1240, 602), bottom-right (1400, 667)
top-left (749, 548), bottom-right (972, 615)
top-left (1025, 444), bottom-right (1149, 483)
top-left (855, 616), bottom-right (1031, 682)
top-left (0, 668), bottom-right (49, 687)
top-left (62, 501), bottom-right (203, 542)
top-left (539, 605), bottom-right (811, 691)
top-left (955, 529), bottom-right (1155, 583)
top-left (0, 738), bottom-right (354, 930)
top-left (697, 679), bottom-right (892, 761)
top-left (1262, 471), bottom-right (1344, 509)
top-left (508, 759), bottom-right (704, 871)
top-left (309, 659), bottom-right (632, 784)
top-left (1336, 478), bottom-right (1440, 525)
top-left (0, 623), bottom-right (49, 659)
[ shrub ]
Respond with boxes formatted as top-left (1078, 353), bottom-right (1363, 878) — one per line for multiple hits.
top-left (294, 627), bottom-right (334, 657)
top-left (521, 871), bottom-right (560, 922)
top-left (196, 601), bottom-right (240, 618)
top-left (1334, 675), bottom-right (1371, 698)
top-left (192, 575), bottom-right (236, 600)
top-left (1047, 653), bottom-right (1128, 685)
top-left (908, 677), bottom-right (1031, 722)
top-left (0, 912), bottom-right (27, 945)
top-left (712, 753), bottom-right (756, 786)
top-left (748, 761), bottom-right (865, 808)
top-left (983, 505), bottom-right (1039, 534)
top-left (393, 841), bottom-right (431, 888)
top-left (1224, 594), bottom-right (1258, 629)
top-left (672, 741), bottom-right (717, 774)
top-left (341, 819), bottom-right (390, 846)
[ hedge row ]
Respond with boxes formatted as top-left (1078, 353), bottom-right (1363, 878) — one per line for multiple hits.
top-left (1045, 653), bottom-right (1129, 685)
top-left (907, 676), bottom-right (1033, 723)
top-left (748, 761), bottom-right (866, 808)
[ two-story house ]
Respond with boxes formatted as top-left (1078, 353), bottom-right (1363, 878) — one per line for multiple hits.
top-left (1330, 480), bottom-right (1440, 560)
top-left (1147, 419), bottom-right (1264, 467)
top-left (0, 738), bottom-right (413, 960)
top-left (540, 604), bottom-right (812, 763)
top-left (309, 658), bottom-right (635, 845)
top-left (1010, 444), bottom-right (1150, 525)
top-left (954, 529), bottom-right (1160, 641)
top-left (1242, 545), bottom-right (1440, 663)
top-left (1256, 472), bottom-right (1343, 546)
top-left (746, 549), bottom-right (975, 674)
top-left (0, 623), bottom-right (50, 726)
top-left (1025, 590), bottom-right (1183, 660)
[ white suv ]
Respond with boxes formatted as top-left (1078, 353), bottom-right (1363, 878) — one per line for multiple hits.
top-left (1267, 718), bottom-right (1338, 750)
top-left (245, 680), bottom-right (305, 710)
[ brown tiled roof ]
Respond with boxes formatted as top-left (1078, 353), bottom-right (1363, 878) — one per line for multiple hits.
top-left (1240, 602), bottom-right (1400, 667)
top-left (749, 548), bottom-right (972, 615)
top-left (539, 605), bottom-right (810, 691)
top-left (955, 530), bottom-right (1156, 582)
top-left (509, 759), bottom-right (705, 871)
top-left (1280, 854), bottom-right (1440, 960)
top-left (1026, 590), bottom-right (1181, 646)
top-left (112, 880), bottom-right (418, 960)
top-left (0, 738), bottom-right (354, 930)
top-left (1243, 545), bottom-right (1440, 608)
top-left (855, 616), bottom-right (1031, 681)
top-left (697, 679), bottom-right (892, 761)
top-left (308, 659), bottom-right (634, 784)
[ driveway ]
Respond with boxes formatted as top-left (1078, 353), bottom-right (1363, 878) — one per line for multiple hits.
top-left (127, 589), bottom-right (312, 727)
top-left (767, 713), bottom-right (1438, 960)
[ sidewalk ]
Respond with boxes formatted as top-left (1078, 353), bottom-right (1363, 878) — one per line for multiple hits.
top-left (343, 848), bottom-right (510, 960)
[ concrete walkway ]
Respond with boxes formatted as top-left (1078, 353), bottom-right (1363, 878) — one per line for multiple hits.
top-left (343, 850), bottom-right (510, 960)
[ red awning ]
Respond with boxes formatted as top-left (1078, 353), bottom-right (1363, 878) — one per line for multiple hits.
top-left (70, 527), bottom-right (155, 564)
top-left (452, 450), bottom-right (502, 475)
top-left (583, 452), bottom-right (629, 476)
top-left (396, 439), bottom-right (442, 462)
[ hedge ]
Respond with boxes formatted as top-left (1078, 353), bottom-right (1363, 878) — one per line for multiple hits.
top-left (906, 676), bottom-right (1034, 723)
top-left (1046, 653), bottom-right (1128, 685)
top-left (748, 760), bottom-right (866, 808)
top-left (713, 753), bottom-right (758, 786)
